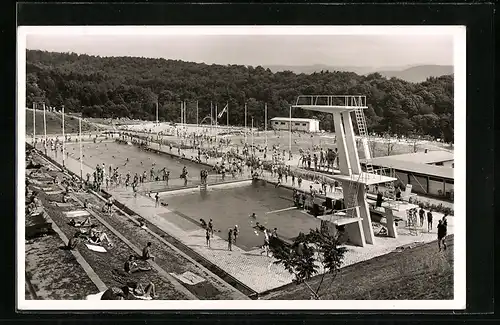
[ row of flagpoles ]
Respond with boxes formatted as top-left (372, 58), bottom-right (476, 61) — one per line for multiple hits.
top-left (32, 102), bottom-right (84, 178)
top-left (31, 98), bottom-right (291, 176)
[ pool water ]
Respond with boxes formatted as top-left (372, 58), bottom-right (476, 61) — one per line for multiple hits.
top-left (162, 180), bottom-right (322, 251)
top-left (64, 141), bottom-right (206, 188)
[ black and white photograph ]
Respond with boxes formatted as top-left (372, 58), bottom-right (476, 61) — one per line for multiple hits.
top-left (17, 25), bottom-right (465, 310)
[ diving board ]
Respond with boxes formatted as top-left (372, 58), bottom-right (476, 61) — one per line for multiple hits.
top-left (265, 206), bottom-right (298, 214)
top-left (318, 211), bottom-right (362, 226)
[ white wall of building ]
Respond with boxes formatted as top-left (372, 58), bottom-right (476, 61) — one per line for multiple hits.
top-left (271, 119), bottom-right (319, 132)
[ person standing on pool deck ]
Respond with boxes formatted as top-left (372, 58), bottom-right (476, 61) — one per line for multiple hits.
top-left (227, 229), bottom-right (233, 251)
top-left (419, 207), bottom-right (425, 227)
top-left (233, 225), bottom-right (239, 244)
top-left (155, 192), bottom-right (159, 208)
top-left (260, 230), bottom-right (270, 257)
top-left (208, 219), bottom-right (214, 237)
top-left (437, 219), bottom-right (447, 251)
top-left (427, 209), bottom-right (434, 232)
top-left (150, 167), bottom-right (155, 181)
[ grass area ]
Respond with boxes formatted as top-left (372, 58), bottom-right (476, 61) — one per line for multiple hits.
top-left (25, 109), bottom-right (101, 135)
top-left (25, 234), bottom-right (99, 300)
top-left (27, 164), bottom-right (190, 300)
top-left (263, 235), bottom-right (454, 300)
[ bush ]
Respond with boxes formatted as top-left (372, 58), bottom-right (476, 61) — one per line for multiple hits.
top-left (412, 198), bottom-right (454, 216)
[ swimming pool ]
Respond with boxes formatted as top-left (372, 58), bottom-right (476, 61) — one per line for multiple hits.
top-left (64, 141), bottom-right (208, 189)
top-left (161, 180), bottom-right (322, 251)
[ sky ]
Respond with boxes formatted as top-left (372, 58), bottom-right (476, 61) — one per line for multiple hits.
top-left (25, 32), bottom-right (454, 68)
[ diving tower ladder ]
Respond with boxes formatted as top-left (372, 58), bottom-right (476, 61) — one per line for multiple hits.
top-left (353, 106), bottom-right (374, 174)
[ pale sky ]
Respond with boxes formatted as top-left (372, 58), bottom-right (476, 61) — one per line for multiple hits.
top-left (26, 34), bottom-right (453, 68)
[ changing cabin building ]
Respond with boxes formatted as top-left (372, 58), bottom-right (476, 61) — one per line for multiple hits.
top-left (270, 117), bottom-right (320, 133)
top-left (360, 150), bottom-right (454, 200)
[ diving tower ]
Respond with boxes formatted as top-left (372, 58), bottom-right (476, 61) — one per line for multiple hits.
top-left (292, 95), bottom-right (397, 246)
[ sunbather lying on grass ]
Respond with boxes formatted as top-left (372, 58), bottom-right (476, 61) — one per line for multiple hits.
top-left (69, 217), bottom-right (93, 227)
top-left (100, 281), bottom-right (158, 300)
top-left (77, 225), bottom-right (113, 246)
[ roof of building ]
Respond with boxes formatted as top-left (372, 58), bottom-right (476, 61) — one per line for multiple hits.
top-left (360, 157), bottom-right (454, 180)
top-left (374, 150), bottom-right (454, 164)
top-left (270, 117), bottom-right (319, 123)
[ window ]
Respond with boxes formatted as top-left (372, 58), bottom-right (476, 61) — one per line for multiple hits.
top-left (302, 123), bottom-right (307, 126)
top-left (435, 162), bottom-right (444, 166)
top-left (281, 122), bottom-right (286, 125)
top-left (295, 123), bottom-right (301, 126)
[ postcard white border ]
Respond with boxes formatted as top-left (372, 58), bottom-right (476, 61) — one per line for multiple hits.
top-left (17, 25), bottom-right (466, 311)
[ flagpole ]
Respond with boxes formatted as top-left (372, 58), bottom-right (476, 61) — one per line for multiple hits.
top-left (180, 101), bottom-right (183, 125)
top-left (79, 117), bottom-right (83, 180)
top-left (210, 102), bottom-right (213, 137)
top-left (32, 102), bottom-right (36, 146)
top-left (226, 101), bottom-right (229, 129)
top-left (43, 102), bottom-right (47, 154)
top-left (184, 101), bottom-right (187, 126)
top-left (289, 105), bottom-right (292, 154)
top-left (265, 103), bottom-right (268, 149)
top-left (196, 100), bottom-right (199, 129)
top-left (156, 100), bottom-right (159, 124)
top-left (62, 105), bottom-right (65, 168)
top-left (215, 103), bottom-right (218, 141)
top-left (244, 103), bottom-right (247, 144)
top-left (251, 117), bottom-right (254, 150)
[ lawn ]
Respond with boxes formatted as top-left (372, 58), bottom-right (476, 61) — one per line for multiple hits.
top-left (262, 235), bottom-right (454, 300)
top-left (25, 109), bottom-right (101, 135)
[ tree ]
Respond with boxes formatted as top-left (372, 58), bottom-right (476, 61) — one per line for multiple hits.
top-left (269, 228), bottom-right (347, 300)
top-left (25, 49), bottom-right (454, 141)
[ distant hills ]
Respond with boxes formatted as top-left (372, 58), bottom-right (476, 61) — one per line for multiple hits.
top-left (263, 64), bottom-right (453, 83)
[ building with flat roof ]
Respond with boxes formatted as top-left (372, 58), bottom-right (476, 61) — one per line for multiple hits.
top-left (377, 150), bottom-right (454, 167)
top-left (270, 117), bottom-right (320, 133)
top-left (361, 150), bottom-right (454, 200)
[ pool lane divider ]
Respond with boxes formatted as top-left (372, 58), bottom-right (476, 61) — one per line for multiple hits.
top-left (153, 179), bottom-right (254, 197)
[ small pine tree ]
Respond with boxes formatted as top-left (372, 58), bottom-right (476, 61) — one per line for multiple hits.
top-left (269, 228), bottom-right (347, 300)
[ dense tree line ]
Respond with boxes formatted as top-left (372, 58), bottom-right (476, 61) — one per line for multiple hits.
top-left (26, 50), bottom-right (454, 142)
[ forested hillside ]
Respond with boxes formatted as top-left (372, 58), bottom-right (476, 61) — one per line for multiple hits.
top-left (26, 50), bottom-right (454, 142)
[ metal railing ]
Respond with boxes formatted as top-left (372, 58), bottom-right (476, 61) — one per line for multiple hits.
top-left (294, 95), bottom-right (367, 107)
